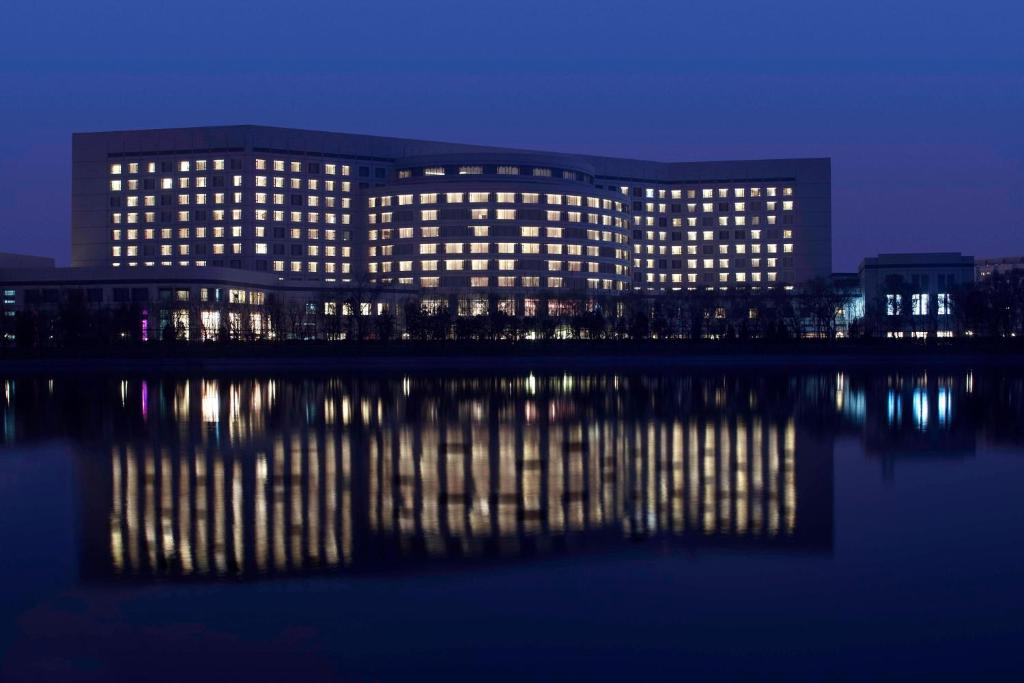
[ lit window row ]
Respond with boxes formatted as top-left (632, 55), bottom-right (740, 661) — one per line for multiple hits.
top-left (370, 192), bottom-right (613, 209)
top-left (640, 272), bottom-right (780, 284)
top-left (397, 166), bottom-right (583, 180)
top-left (111, 176), bottom-right (243, 191)
top-left (622, 186), bottom-right (794, 199)
top-left (395, 276), bottom-right (621, 289)
top-left (111, 160), bottom-right (230, 175)
top-left (254, 160), bottom-right (351, 175)
top-left (110, 227), bottom-right (348, 241)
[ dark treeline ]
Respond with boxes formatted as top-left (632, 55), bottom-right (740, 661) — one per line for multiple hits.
top-left (6, 272), bottom-right (1024, 351)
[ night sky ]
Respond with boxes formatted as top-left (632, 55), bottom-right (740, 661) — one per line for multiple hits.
top-left (0, 0), bottom-right (1020, 271)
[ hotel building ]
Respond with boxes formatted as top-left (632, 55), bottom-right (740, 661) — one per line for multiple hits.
top-left (73, 125), bottom-right (831, 296)
top-left (0, 125), bottom-right (833, 340)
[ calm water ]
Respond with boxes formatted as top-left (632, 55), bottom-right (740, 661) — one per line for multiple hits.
top-left (0, 370), bottom-right (1022, 681)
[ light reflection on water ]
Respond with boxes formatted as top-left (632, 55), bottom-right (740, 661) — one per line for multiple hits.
top-left (0, 369), bottom-right (1018, 582)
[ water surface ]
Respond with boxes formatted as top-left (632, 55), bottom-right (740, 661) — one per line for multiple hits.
top-left (0, 370), bottom-right (1022, 681)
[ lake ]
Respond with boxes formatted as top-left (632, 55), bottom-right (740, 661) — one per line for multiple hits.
top-left (1, 369), bottom-right (1022, 681)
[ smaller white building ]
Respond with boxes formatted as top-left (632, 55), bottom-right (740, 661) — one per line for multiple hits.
top-left (858, 253), bottom-right (975, 337)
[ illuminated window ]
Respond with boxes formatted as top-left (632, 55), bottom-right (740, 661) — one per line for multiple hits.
top-left (912, 293), bottom-right (930, 316)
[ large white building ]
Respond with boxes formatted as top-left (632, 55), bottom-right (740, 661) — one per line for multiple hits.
top-left (0, 125), bottom-right (835, 341)
top-left (73, 125), bottom-right (832, 296)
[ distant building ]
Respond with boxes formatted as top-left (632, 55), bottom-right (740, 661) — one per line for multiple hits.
top-left (0, 252), bottom-right (56, 269)
top-left (859, 253), bottom-right (975, 337)
top-left (975, 256), bottom-right (1024, 280)
top-left (0, 263), bottom-right (410, 342)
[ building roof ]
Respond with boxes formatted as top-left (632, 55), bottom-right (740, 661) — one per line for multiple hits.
top-left (859, 252), bottom-right (975, 272)
top-left (0, 252), bottom-right (56, 269)
top-left (73, 124), bottom-right (831, 184)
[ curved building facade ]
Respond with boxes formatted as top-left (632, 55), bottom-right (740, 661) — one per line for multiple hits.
top-left (366, 154), bottom-right (632, 304)
top-left (71, 125), bottom-right (831, 297)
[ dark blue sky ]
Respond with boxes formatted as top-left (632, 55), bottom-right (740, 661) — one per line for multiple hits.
top-left (1, 0), bottom-right (1021, 270)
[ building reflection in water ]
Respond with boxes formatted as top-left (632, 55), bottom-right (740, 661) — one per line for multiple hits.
top-left (91, 374), bottom-right (833, 580)
top-left (8, 371), bottom-right (955, 581)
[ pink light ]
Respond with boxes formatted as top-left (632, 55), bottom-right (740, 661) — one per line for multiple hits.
top-left (141, 380), bottom-right (149, 422)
